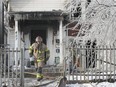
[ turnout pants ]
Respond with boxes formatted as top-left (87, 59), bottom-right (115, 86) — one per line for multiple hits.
top-left (35, 59), bottom-right (45, 79)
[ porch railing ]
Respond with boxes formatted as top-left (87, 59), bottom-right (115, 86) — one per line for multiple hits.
top-left (64, 45), bottom-right (116, 83)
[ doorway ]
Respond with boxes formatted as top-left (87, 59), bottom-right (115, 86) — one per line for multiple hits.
top-left (31, 30), bottom-right (46, 44)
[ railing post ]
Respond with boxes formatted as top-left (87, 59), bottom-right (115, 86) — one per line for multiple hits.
top-left (20, 48), bottom-right (24, 87)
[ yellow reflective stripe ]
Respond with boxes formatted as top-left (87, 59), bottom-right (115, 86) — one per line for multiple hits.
top-left (29, 50), bottom-right (31, 53)
top-left (36, 73), bottom-right (43, 78)
top-left (37, 59), bottom-right (44, 62)
top-left (38, 50), bottom-right (45, 53)
top-left (29, 46), bottom-right (33, 50)
top-left (29, 46), bottom-right (33, 49)
top-left (38, 50), bottom-right (41, 53)
top-left (29, 46), bottom-right (33, 53)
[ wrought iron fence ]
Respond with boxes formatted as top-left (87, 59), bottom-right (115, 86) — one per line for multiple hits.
top-left (1, 43), bottom-right (116, 86)
top-left (0, 44), bottom-right (24, 87)
top-left (65, 45), bottom-right (116, 83)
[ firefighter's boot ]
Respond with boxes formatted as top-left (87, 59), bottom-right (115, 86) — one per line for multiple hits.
top-left (37, 73), bottom-right (43, 81)
top-left (36, 67), bottom-right (43, 81)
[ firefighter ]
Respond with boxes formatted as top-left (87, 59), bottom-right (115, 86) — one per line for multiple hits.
top-left (29, 36), bottom-right (50, 81)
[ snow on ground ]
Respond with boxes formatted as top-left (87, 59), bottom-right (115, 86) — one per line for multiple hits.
top-left (66, 82), bottom-right (116, 87)
top-left (46, 81), bottom-right (116, 87)
top-left (24, 78), bottom-right (116, 87)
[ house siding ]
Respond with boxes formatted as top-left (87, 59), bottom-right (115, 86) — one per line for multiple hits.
top-left (9, 0), bottom-right (65, 12)
top-left (9, 30), bottom-right (15, 48)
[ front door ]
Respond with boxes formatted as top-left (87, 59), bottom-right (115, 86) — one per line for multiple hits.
top-left (31, 30), bottom-right (46, 44)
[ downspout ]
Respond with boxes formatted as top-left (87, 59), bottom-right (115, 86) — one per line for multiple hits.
top-left (0, 0), bottom-right (4, 44)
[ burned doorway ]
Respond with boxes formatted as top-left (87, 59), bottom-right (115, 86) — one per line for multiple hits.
top-left (31, 30), bottom-right (46, 44)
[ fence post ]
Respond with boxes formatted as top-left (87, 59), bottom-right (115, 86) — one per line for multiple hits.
top-left (0, 48), bottom-right (2, 86)
top-left (20, 48), bottom-right (24, 87)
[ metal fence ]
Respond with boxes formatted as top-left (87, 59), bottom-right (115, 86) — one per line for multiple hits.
top-left (0, 44), bottom-right (24, 87)
top-left (65, 45), bottom-right (116, 83)
top-left (1, 43), bottom-right (116, 86)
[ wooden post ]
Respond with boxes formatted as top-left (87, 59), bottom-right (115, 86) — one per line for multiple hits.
top-left (59, 20), bottom-right (63, 65)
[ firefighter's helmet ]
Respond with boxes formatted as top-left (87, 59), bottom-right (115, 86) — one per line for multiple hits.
top-left (35, 36), bottom-right (43, 43)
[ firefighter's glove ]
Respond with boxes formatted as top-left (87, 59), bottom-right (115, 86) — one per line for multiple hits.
top-left (46, 57), bottom-right (49, 61)
top-left (29, 53), bottom-right (33, 57)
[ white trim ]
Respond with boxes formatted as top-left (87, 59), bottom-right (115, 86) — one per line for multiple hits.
top-left (59, 20), bottom-right (63, 65)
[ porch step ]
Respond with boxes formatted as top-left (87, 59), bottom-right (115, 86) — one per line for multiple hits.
top-left (24, 66), bottom-right (36, 78)
top-left (24, 66), bottom-right (36, 72)
top-left (42, 65), bottom-right (64, 77)
top-left (24, 72), bottom-right (36, 78)
top-left (24, 65), bottom-right (64, 78)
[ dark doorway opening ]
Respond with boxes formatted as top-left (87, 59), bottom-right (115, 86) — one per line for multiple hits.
top-left (31, 30), bottom-right (46, 44)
